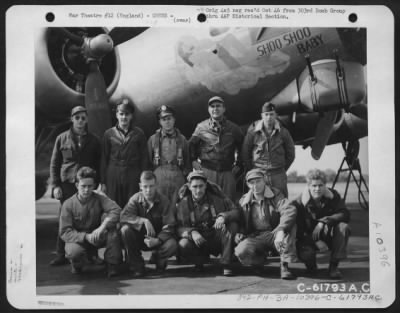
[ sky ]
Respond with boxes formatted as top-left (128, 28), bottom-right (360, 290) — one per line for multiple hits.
top-left (289, 137), bottom-right (368, 175)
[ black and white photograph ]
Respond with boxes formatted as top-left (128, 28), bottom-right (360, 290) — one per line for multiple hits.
top-left (5, 4), bottom-right (395, 309)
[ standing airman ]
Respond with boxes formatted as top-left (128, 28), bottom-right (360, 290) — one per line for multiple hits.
top-left (148, 105), bottom-right (190, 200)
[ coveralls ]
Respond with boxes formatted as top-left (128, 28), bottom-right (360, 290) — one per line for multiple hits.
top-left (101, 125), bottom-right (149, 207)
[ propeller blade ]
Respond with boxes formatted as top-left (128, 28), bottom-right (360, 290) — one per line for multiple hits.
top-left (85, 61), bottom-right (112, 138)
top-left (57, 28), bottom-right (85, 46)
top-left (311, 111), bottom-right (338, 160)
top-left (108, 27), bottom-right (148, 46)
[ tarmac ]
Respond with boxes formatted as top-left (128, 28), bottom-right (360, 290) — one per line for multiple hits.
top-left (36, 198), bottom-right (369, 296)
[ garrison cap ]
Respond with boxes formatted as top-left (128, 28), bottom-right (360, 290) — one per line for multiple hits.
top-left (157, 105), bottom-right (175, 119)
top-left (187, 170), bottom-right (207, 182)
top-left (208, 96), bottom-right (224, 106)
top-left (245, 168), bottom-right (265, 182)
top-left (71, 105), bottom-right (87, 117)
top-left (116, 98), bottom-right (135, 113)
top-left (262, 102), bottom-right (276, 113)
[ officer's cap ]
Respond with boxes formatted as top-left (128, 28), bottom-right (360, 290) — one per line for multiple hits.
top-left (71, 105), bottom-right (87, 117)
top-left (262, 102), bottom-right (276, 113)
top-left (208, 96), bottom-right (224, 106)
top-left (116, 98), bottom-right (134, 113)
top-left (187, 170), bottom-right (207, 182)
top-left (245, 169), bottom-right (265, 182)
top-left (157, 105), bottom-right (175, 119)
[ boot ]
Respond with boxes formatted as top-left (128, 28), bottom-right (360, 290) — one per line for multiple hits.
top-left (305, 259), bottom-right (318, 274)
top-left (252, 265), bottom-right (265, 276)
top-left (193, 263), bottom-right (204, 273)
top-left (107, 264), bottom-right (120, 278)
top-left (131, 265), bottom-right (146, 278)
top-left (155, 258), bottom-right (168, 273)
top-left (281, 262), bottom-right (296, 280)
top-left (222, 265), bottom-right (234, 276)
top-left (328, 261), bottom-right (342, 279)
top-left (70, 263), bottom-right (83, 274)
top-left (49, 254), bottom-right (69, 266)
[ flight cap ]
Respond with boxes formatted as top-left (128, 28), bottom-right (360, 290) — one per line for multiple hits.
top-left (208, 96), bottom-right (224, 106)
top-left (262, 102), bottom-right (276, 113)
top-left (117, 98), bottom-right (135, 113)
top-left (71, 106), bottom-right (87, 117)
top-left (187, 170), bottom-right (207, 182)
top-left (245, 168), bottom-right (265, 182)
top-left (157, 105), bottom-right (175, 119)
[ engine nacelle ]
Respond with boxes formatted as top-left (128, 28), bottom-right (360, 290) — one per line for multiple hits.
top-left (271, 59), bottom-right (366, 114)
top-left (35, 28), bottom-right (120, 122)
top-left (299, 59), bottom-right (366, 112)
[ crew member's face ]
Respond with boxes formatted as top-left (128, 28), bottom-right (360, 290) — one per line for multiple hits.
top-left (262, 111), bottom-right (277, 129)
top-left (116, 110), bottom-right (133, 128)
top-left (140, 178), bottom-right (157, 201)
top-left (71, 112), bottom-right (88, 131)
top-left (246, 177), bottom-right (266, 195)
top-left (208, 102), bottom-right (225, 120)
top-left (189, 178), bottom-right (207, 201)
top-left (308, 179), bottom-right (326, 201)
top-left (76, 177), bottom-right (95, 201)
top-left (159, 115), bottom-right (175, 132)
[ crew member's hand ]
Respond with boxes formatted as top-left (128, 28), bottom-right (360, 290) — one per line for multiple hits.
top-left (213, 216), bottom-right (226, 231)
top-left (235, 233), bottom-right (246, 244)
top-left (144, 236), bottom-right (161, 249)
top-left (85, 233), bottom-right (97, 246)
top-left (97, 184), bottom-right (107, 195)
top-left (192, 160), bottom-right (202, 171)
top-left (231, 165), bottom-right (241, 176)
top-left (191, 230), bottom-right (206, 247)
top-left (312, 222), bottom-right (325, 241)
top-left (274, 230), bottom-right (286, 254)
top-left (91, 225), bottom-right (106, 242)
top-left (320, 216), bottom-right (335, 225)
top-left (53, 187), bottom-right (63, 200)
top-left (143, 218), bottom-right (156, 237)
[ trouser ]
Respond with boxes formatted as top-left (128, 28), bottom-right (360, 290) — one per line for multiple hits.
top-left (64, 229), bottom-right (122, 268)
top-left (265, 170), bottom-right (288, 198)
top-left (178, 222), bottom-right (238, 266)
top-left (120, 224), bottom-right (177, 270)
top-left (55, 182), bottom-right (77, 257)
top-left (154, 165), bottom-right (185, 201)
top-left (106, 164), bottom-right (141, 208)
top-left (297, 222), bottom-right (351, 264)
top-left (202, 167), bottom-right (236, 200)
top-left (234, 226), bottom-right (297, 266)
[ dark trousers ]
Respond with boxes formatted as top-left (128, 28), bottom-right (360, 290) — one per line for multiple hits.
top-left (120, 224), bottom-right (177, 270)
top-left (297, 222), bottom-right (351, 264)
top-left (65, 229), bottom-right (122, 267)
top-left (105, 164), bottom-right (141, 208)
top-left (234, 226), bottom-right (297, 266)
top-left (178, 222), bottom-right (238, 266)
top-left (55, 182), bottom-right (77, 257)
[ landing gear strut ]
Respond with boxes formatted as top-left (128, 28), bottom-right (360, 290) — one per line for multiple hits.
top-left (332, 140), bottom-right (369, 210)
